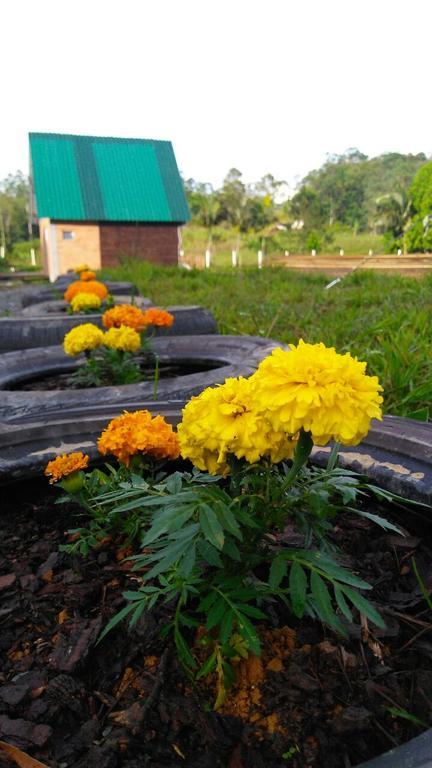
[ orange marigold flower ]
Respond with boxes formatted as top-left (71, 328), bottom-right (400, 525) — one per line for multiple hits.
top-left (103, 304), bottom-right (148, 331)
top-left (142, 308), bottom-right (174, 327)
top-left (64, 280), bottom-right (109, 302)
top-left (44, 451), bottom-right (89, 484)
top-left (97, 410), bottom-right (180, 466)
top-left (79, 270), bottom-right (97, 281)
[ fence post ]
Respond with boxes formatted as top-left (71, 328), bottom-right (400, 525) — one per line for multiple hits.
top-left (311, 249), bottom-right (317, 257)
top-left (257, 250), bottom-right (263, 269)
top-left (205, 249), bottom-right (211, 269)
top-left (30, 249), bottom-right (36, 266)
top-left (232, 250), bottom-right (237, 267)
top-left (368, 249), bottom-right (373, 257)
top-left (339, 248), bottom-right (344, 256)
top-left (0, 246), bottom-right (4, 259)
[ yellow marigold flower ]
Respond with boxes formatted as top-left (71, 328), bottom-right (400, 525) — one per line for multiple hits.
top-left (63, 323), bottom-right (104, 356)
top-left (74, 263), bottom-right (90, 274)
top-left (64, 280), bottom-right (108, 302)
top-left (103, 325), bottom-right (141, 353)
top-left (103, 304), bottom-right (148, 331)
top-left (177, 376), bottom-right (297, 475)
top-left (70, 292), bottom-right (102, 313)
top-left (251, 341), bottom-right (383, 446)
top-left (142, 308), bottom-right (174, 327)
top-left (79, 270), bottom-right (97, 281)
top-left (97, 410), bottom-right (180, 465)
top-left (44, 451), bottom-right (89, 483)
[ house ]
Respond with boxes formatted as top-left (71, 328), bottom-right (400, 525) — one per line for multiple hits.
top-left (29, 132), bottom-right (190, 281)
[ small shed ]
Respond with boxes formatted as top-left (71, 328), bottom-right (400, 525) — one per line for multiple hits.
top-left (29, 132), bottom-right (190, 281)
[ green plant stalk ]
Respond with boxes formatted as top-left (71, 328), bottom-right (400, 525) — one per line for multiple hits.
top-left (153, 354), bottom-right (160, 400)
top-left (281, 429), bottom-right (314, 491)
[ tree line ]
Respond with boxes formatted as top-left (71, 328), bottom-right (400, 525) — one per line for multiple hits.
top-left (2, 150), bottom-right (432, 255)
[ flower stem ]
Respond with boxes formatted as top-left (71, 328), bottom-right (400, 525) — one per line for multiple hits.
top-left (281, 429), bottom-right (314, 491)
top-left (153, 354), bottom-right (160, 400)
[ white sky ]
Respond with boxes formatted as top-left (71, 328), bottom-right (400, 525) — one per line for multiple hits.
top-left (2, 0), bottom-right (431, 192)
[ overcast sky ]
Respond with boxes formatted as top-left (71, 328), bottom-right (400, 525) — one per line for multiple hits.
top-left (2, 0), bottom-right (431, 192)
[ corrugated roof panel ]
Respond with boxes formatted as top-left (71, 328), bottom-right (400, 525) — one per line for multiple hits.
top-left (30, 136), bottom-right (85, 219)
top-left (93, 141), bottom-right (171, 221)
top-left (29, 132), bottom-right (190, 223)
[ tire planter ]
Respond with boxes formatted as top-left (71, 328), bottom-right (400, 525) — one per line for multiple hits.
top-left (20, 295), bottom-right (152, 316)
top-left (0, 335), bottom-right (278, 422)
top-left (0, 413), bottom-right (431, 767)
top-left (20, 280), bottom-right (139, 307)
top-left (0, 306), bottom-right (218, 352)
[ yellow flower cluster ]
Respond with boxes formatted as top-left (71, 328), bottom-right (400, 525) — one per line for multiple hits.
top-left (250, 341), bottom-right (383, 446)
top-left (178, 341), bottom-right (383, 474)
top-left (44, 451), bottom-right (89, 483)
top-left (103, 325), bottom-right (141, 353)
top-left (70, 292), bottom-right (102, 313)
top-left (178, 376), bottom-right (297, 475)
top-left (64, 280), bottom-right (108, 302)
top-left (103, 304), bottom-right (148, 331)
top-left (63, 323), bottom-right (104, 356)
top-left (98, 410), bottom-right (180, 465)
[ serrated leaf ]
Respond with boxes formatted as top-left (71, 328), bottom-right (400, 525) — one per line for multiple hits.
top-left (199, 506), bottom-right (225, 550)
top-left (269, 556), bottom-right (287, 589)
top-left (334, 585), bottom-right (353, 622)
top-left (215, 505), bottom-right (243, 540)
top-left (98, 602), bottom-right (138, 642)
top-left (206, 597), bottom-right (227, 630)
top-left (196, 651), bottom-right (217, 679)
top-left (174, 625), bottom-right (196, 670)
top-left (177, 543), bottom-right (196, 577)
top-left (166, 472), bottom-right (183, 494)
top-left (219, 608), bottom-right (235, 644)
top-left (341, 586), bottom-right (385, 629)
top-left (198, 540), bottom-right (223, 567)
top-left (222, 538), bottom-right (241, 561)
top-left (349, 508), bottom-right (403, 535)
top-left (235, 612), bottom-right (261, 656)
top-left (289, 561), bottom-right (307, 618)
top-left (235, 603), bottom-right (266, 619)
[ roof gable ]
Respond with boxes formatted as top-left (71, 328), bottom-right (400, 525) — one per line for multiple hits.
top-left (29, 133), bottom-right (190, 223)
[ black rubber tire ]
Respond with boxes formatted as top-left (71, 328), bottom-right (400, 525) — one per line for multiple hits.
top-left (21, 281), bottom-right (139, 307)
top-left (0, 335), bottom-right (279, 422)
top-left (20, 295), bottom-right (152, 316)
top-left (0, 306), bottom-right (218, 352)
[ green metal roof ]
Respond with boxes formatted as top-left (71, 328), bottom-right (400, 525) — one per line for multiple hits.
top-left (29, 133), bottom-right (190, 223)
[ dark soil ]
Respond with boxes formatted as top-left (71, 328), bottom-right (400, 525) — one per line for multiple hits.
top-left (0, 480), bottom-right (432, 767)
top-left (9, 359), bottom-right (222, 392)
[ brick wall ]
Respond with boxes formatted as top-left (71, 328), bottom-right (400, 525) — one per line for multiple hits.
top-left (99, 223), bottom-right (179, 267)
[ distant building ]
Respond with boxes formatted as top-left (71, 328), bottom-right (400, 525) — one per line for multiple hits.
top-left (29, 133), bottom-right (190, 281)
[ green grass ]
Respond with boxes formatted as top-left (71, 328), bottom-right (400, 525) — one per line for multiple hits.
top-left (180, 225), bottom-right (385, 267)
top-left (101, 260), bottom-right (432, 419)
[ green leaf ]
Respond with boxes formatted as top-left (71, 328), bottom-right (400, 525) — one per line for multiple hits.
top-left (348, 508), bottom-right (403, 535)
top-left (334, 585), bottom-right (353, 623)
top-left (215, 505), bottom-right (243, 540)
top-left (166, 472), bottom-right (183, 494)
top-left (326, 442), bottom-right (340, 470)
top-left (310, 570), bottom-right (342, 631)
top-left (235, 603), bottom-right (266, 619)
top-left (289, 561), bottom-right (307, 618)
top-left (174, 625), bottom-right (197, 670)
top-left (97, 602), bottom-right (138, 643)
top-left (196, 651), bottom-right (217, 679)
top-left (235, 612), bottom-right (261, 656)
top-left (222, 538), bottom-right (241, 561)
top-left (177, 543), bottom-right (196, 577)
top-left (341, 586), bottom-right (385, 629)
top-left (219, 609), bottom-right (234, 644)
top-left (206, 597), bottom-right (227, 630)
top-left (199, 506), bottom-right (225, 550)
top-left (198, 540), bottom-right (223, 567)
top-left (269, 556), bottom-right (287, 589)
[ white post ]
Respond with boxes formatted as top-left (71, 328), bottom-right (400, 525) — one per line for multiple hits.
top-left (311, 249), bottom-right (316, 257)
top-left (0, 246), bottom-right (4, 259)
top-left (205, 249), bottom-right (211, 268)
top-left (231, 250), bottom-right (237, 267)
top-left (339, 248), bottom-right (344, 256)
top-left (368, 249), bottom-right (373, 257)
top-left (284, 250), bottom-right (290, 257)
top-left (257, 250), bottom-right (263, 269)
top-left (397, 248), bottom-right (402, 256)
top-left (30, 248), bottom-right (36, 266)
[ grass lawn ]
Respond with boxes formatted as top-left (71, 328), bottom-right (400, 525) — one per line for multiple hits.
top-left (101, 261), bottom-right (432, 420)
